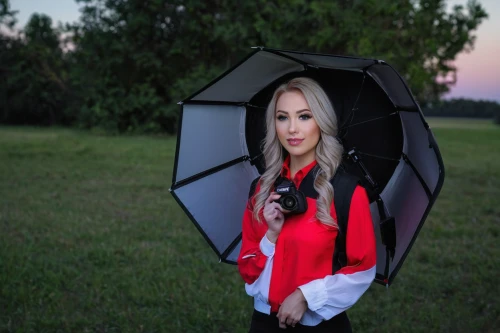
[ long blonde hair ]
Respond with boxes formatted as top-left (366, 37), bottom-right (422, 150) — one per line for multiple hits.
top-left (252, 77), bottom-right (344, 227)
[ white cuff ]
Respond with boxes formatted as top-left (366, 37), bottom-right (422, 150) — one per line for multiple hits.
top-left (298, 279), bottom-right (327, 311)
top-left (259, 234), bottom-right (275, 257)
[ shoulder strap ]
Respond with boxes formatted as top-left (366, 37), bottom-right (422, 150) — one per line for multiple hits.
top-left (249, 170), bottom-right (357, 274)
top-left (248, 176), bottom-right (261, 199)
top-left (331, 168), bottom-right (360, 273)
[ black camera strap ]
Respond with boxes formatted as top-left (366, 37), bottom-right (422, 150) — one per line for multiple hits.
top-left (248, 166), bottom-right (360, 274)
top-left (286, 164), bottom-right (360, 273)
top-left (330, 168), bottom-right (360, 273)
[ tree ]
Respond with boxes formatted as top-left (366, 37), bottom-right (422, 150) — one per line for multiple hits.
top-left (66, 0), bottom-right (189, 133)
top-left (1, 13), bottom-right (71, 125)
top-left (422, 98), bottom-right (500, 118)
top-left (208, 0), bottom-right (488, 104)
top-left (1, 0), bottom-right (490, 132)
top-left (0, 0), bottom-right (16, 29)
top-left (0, 0), bottom-right (18, 123)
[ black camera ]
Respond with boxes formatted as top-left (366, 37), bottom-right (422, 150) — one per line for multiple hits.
top-left (274, 178), bottom-right (308, 214)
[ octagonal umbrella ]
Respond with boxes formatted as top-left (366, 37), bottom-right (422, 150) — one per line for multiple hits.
top-left (169, 47), bottom-right (445, 286)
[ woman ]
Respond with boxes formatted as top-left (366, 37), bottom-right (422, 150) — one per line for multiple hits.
top-left (237, 77), bottom-right (377, 332)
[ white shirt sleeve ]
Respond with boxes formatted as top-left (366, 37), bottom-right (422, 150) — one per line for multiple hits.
top-left (298, 266), bottom-right (376, 320)
top-left (244, 235), bottom-right (275, 304)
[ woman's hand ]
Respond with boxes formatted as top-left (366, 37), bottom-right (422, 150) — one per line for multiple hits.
top-left (276, 289), bottom-right (308, 329)
top-left (263, 192), bottom-right (286, 243)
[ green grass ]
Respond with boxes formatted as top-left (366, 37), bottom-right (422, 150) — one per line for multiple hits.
top-left (1, 120), bottom-right (499, 332)
top-left (427, 116), bottom-right (496, 129)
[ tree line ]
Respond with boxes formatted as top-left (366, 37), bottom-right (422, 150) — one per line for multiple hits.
top-left (0, 0), bottom-right (491, 134)
top-left (422, 98), bottom-right (500, 120)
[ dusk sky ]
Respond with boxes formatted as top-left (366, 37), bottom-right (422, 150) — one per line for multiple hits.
top-left (9, 0), bottom-right (500, 102)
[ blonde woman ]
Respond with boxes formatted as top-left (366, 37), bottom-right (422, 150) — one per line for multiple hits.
top-left (237, 77), bottom-right (377, 333)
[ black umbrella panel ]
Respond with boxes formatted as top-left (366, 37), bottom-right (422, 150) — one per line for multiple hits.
top-left (169, 48), bottom-right (445, 286)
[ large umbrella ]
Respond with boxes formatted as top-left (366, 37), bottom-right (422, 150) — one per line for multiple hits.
top-left (169, 47), bottom-right (445, 286)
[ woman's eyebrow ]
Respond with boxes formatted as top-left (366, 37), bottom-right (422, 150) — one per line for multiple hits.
top-left (276, 109), bottom-right (311, 114)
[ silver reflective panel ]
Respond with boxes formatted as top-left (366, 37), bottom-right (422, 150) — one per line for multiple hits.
top-left (191, 51), bottom-right (304, 102)
top-left (400, 111), bottom-right (440, 193)
top-left (225, 240), bottom-right (242, 263)
top-left (174, 162), bottom-right (259, 255)
top-left (380, 161), bottom-right (429, 276)
top-left (176, 104), bottom-right (246, 182)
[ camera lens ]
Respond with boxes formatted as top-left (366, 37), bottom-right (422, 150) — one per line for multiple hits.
top-left (283, 196), bottom-right (297, 210)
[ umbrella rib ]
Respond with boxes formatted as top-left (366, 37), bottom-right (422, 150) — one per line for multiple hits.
top-left (340, 73), bottom-right (366, 131)
top-left (183, 100), bottom-right (247, 106)
top-left (169, 190), bottom-right (224, 259)
top-left (245, 103), bottom-right (267, 109)
top-left (220, 233), bottom-right (242, 263)
top-left (402, 153), bottom-right (432, 199)
top-left (171, 155), bottom-right (250, 190)
top-left (357, 151), bottom-right (400, 162)
top-left (342, 112), bottom-right (398, 130)
top-left (357, 151), bottom-right (433, 197)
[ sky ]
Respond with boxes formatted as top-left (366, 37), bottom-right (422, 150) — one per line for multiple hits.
top-left (8, 0), bottom-right (500, 102)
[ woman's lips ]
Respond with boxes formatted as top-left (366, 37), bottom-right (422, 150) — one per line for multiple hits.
top-left (287, 138), bottom-right (304, 146)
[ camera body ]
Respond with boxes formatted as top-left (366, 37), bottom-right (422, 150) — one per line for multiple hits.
top-left (274, 178), bottom-right (308, 214)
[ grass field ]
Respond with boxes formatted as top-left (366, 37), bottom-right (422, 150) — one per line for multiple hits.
top-left (1, 118), bottom-right (499, 333)
top-left (426, 117), bottom-right (498, 129)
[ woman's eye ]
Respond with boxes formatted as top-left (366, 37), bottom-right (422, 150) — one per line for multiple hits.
top-left (277, 115), bottom-right (287, 121)
top-left (299, 114), bottom-right (312, 120)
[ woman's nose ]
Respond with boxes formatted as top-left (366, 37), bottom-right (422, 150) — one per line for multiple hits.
top-left (288, 119), bottom-right (297, 133)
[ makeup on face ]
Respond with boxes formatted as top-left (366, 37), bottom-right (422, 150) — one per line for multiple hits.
top-left (275, 90), bottom-right (321, 166)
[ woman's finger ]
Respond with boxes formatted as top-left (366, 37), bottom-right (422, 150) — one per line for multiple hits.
top-left (265, 193), bottom-right (281, 204)
top-left (276, 310), bottom-right (285, 328)
top-left (274, 205), bottom-right (290, 214)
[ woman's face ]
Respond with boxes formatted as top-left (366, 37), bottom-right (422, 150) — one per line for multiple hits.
top-left (275, 90), bottom-right (321, 163)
